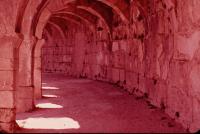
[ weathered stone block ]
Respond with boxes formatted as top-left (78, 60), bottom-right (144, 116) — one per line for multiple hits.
top-left (0, 59), bottom-right (13, 70)
top-left (16, 86), bottom-right (33, 99)
top-left (0, 37), bottom-right (14, 59)
top-left (0, 91), bottom-right (14, 108)
top-left (0, 122), bottom-right (15, 133)
top-left (16, 98), bottom-right (34, 113)
top-left (0, 108), bottom-right (15, 122)
top-left (0, 71), bottom-right (13, 91)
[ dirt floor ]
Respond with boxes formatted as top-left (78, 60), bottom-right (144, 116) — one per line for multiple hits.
top-left (16, 74), bottom-right (187, 133)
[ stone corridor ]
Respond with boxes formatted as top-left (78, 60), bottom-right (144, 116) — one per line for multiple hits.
top-left (0, 0), bottom-right (200, 133)
top-left (16, 74), bottom-right (185, 133)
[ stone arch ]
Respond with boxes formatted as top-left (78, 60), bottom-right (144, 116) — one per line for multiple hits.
top-left (52, 0), bottom-right (129, 24)
top-left (96, 0), bottom-right (130, 23)
top-left (46, 21), bottom-right (66, 44)
top-left (52, 12), bottom-right (96, 30)
top-left (35, 0), bottom-right (130, 34)
top-left (50, 15), bottom-right (95, 32)
top-left (17, 0), bottom-right (130, 39)
top-left (53, 5), bottom-right (111, 33)
top-left (35, 8), bottom-right (52, 39)
top-left (16, 0), bottom-right (46, 39)
top-left (14, 0), bottom-right (129, 114)
top-left (15, 0), bottom-right (29, 33)
top-left (14, 0), bottom-right (129, 113)
top-left (77, 6), bottom-right (110, 33)
top-left (52, 16), bottom-right (82, 26)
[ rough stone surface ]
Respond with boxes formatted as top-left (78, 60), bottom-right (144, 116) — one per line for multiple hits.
top-left (0, 0), bottom-right (200, 133)
top-left (0, 122), bottom-right (16, 133)
top-left (16, 87), bottom-right (34, 113)
top-left (0, 109), bottom-right (15, 123)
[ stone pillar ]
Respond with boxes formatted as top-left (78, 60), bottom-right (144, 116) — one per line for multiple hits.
top-left (0, 34), bottom-right (22, 132)
top-left (33, 39), bottom-right (45, 99)
top-left (16, 37), bottom-right (36, 113)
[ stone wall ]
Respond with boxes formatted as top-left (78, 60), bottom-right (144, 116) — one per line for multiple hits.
top-left (42, 22), bottom-right (75, 74)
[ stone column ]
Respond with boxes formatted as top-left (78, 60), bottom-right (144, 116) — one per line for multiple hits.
top-left (0, 34), bottom-right (22, 132)
top-left (33, 39), bottom-right (45, 99)
top-left (16, 37), bottom-right (36, 113)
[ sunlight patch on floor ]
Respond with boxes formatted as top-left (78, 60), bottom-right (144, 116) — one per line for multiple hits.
top-left (36, 103), bottom-right (63, 109)
top-left (16, 117), bottom-right (80, 130)
top-left (42, 94), bottom-right (59, 98)
top-left (42, 86), bottom-right (60, 90)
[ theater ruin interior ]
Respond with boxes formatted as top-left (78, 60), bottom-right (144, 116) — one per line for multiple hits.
top-left (0, 0), bottom-right (200, 133)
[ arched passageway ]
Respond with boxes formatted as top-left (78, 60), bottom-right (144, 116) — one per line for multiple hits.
top-left (0, 0), bottom-right (200, 133)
